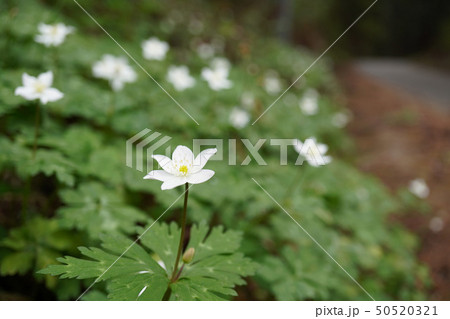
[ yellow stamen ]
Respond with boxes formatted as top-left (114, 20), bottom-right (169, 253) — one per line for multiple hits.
top-left (34, 82), bottom-right (46, 93)
top-left (179, 165), bottom-right (188, 175)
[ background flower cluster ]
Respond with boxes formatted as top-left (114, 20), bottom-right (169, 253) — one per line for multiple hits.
top-left (0, 0), bottom-right (430, 301)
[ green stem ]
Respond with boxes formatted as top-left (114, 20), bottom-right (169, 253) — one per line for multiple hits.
top-left (108, 92), bottom-right (116, 120)
top-left (32, 102), bottom-right (40, 159)
top-left (170, 183), bottom-right (189, 282)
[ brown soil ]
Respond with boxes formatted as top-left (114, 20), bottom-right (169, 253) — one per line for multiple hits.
top-left (337, 64), bottom-right (450, 301)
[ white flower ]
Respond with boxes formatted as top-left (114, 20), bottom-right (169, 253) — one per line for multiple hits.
top-left (196, 43), bottom-right (215, 59)
top-left (263, 74), bottom-right (282, 95)
top-left (299, 89), bottom-right (319, 115)
top-left (92, 55), bottom-right (137, 91)
top-left (429, 217), bottom-right (444, 233)
top-left (15, 71), bottom-right (63, 104)
top-left (408, 178), bottom-right (429, 198)
top-left (142, 37), bottom-right (169, 61)
top-left (293, 137), bottom-right (332, 167)
top-left (210, 57), bottom-right (230, 72)
top-left (331, 112), bottom-right (350, 128)
top-left (167, 66), bottom-right (195, 91)
top-left (144, 145), bottom-right (217, 190)
top-left (201, 67), bottom-right (232, 91)
top-left (35, 23), bottom-right (74, 47)
top-left (229, 107), bottom-right (250, 129)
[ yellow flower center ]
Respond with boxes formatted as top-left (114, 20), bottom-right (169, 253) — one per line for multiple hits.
top-left (34, 82), bottom-right (46, 93)
top-left (179, 165), bottom-right (188, 175)
top-left (51, 26), bottom-right (59, 36)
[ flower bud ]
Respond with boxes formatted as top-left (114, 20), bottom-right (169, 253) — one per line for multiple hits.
top-left (182, 247), bottom-right (195, 264)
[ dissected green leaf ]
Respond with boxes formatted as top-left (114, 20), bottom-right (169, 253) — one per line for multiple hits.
top-left (57, 182), bottom-right (147, 236)
top-left (40, 221), bottom-right (256, 300)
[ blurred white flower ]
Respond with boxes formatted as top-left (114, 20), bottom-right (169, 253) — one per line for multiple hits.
top-left (201, 67), bottom-right (232, 91)
top-left (263, 74), bottom-right (282, 95)
top-left (15, 71), bottom-right (63, 104)
top-left (229, 107), bottom-right (250, 129)
top-left (167, 66), bottom-right (195, 91)
top-left (293, 137), bottom-right (332, 167)
top-left (92, 55), bottom-right (137, 91)
top-left (35, 23), bottom-right (74, 47)
top-left (196, 43), bottom-right (215, 59)
top-left (210, 57), bottom-right (230, 72)
top-left (408, 178), bottom-right (429, 198)
top-left (429, 217), bottom-right (444, 233)
top-left (142, 37), bottom-right (169, 61)
top-left (299, 89), bottom-right (319, 115)
top-left (144, 145), bottom-right (217, 190)
top-left (332, 112), bottom-right (350, 128)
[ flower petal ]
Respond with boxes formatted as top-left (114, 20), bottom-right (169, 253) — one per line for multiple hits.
top-left (41, 88), bottom-right (63, 104)
top-left (192, 148), bottom-right (217, 173)
top-left (15, 86), bottom-right (39, 100)
top-left (22, 73), bottom-right (36, 87)
top-left (111, 79), bottom-right (124, 91)
top-left (318, 143), bottom-right (328, 154)
top-left (172, 145), bottom-right (194, 164)
top-left (161, 176), bottom-right (187, 190)
top-left (186, 169), bottom-right (215, 184)
top-left (38, 71), bottom-right (53, 87)
top-left (38, 23), bottom-right (50, 33)
top-left (143, 170), bottom-right (173, 182)
top-left (152, 155), bottom-right (174, 174)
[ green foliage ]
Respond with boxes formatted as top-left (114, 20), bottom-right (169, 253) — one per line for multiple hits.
top-left (0, 0), bottom-right (430, 301)
top-left (57, 182), bottom-right (147, 236)
top-left (40, 222), bottom-right (256, 300)
top-left (0, 217), bottom-right (83, 298)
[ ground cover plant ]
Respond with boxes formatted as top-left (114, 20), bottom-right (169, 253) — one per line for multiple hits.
top-left (0, 0), bottom-right (429, 300)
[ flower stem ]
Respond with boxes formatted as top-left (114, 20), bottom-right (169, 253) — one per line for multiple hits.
top-left (170, 183), bottom-right (189, 282)
top-left (32, 102), bottom-right (40, 159)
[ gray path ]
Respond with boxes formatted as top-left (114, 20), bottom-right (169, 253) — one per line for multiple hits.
top-left (355, 59), bottom-right (450, 110)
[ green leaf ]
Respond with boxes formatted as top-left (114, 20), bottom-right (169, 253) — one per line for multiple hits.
top-left (0, 251), bottom-right (34, 276)
top-left (57, 182), bottom-right (147, 236)
top-left (40, 221), bottom-right (256, 300)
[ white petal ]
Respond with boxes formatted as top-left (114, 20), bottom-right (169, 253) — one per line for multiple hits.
top-left (22, 73), bottom-right (36, 87)
top-left (186, 169), bottom-right (215, 184)
top-left (192, 148), bottom-right (217, 173)
top-left (111, 79), bottom-right (124, 91)
top-left (318, 144), bottom-right (328, 154)
top-left (41, 88), bottom-right (63, 104)
top-left (144, 170), bottom-right (173, 182)
top-left (15, 86), bottom-right (39, 100)
top-left (38, 23), bottom-right (50, 33)
top-left (38, 71), bottom-right (53, 87)
top-left (306, 157), bottom-right (320, 167)
top-left (152, 155), bottom-right (174, 174)
top-left (322, 155), bottom-right (332, 165)
top-left (161, 176), bottom-right (187, 190)
top-left (172, 145), bottom-right (194, 164)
